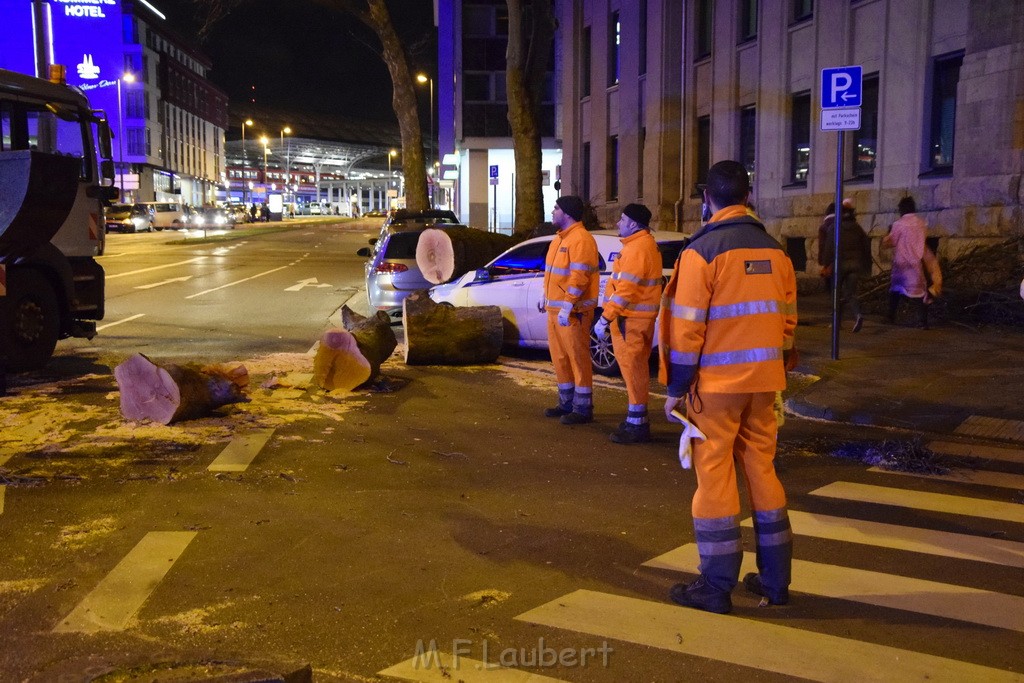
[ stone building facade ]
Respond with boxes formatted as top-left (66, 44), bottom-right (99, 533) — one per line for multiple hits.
top-left (557, 0), bottom-right (1023, 276)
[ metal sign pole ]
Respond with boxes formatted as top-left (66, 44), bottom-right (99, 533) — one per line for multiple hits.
top-left (832, 130), bottom-right (844, 360)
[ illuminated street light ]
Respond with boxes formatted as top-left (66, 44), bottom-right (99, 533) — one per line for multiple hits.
top-left (116, 71), bottom-right (135, 201)
top-left (417, 73), bottom-right (434, 207)
top-left (387, 148), bottom-right (397, 211)
top-left (281, 126), bottom-right (291, 211)
top-left (241, 119), bottom-right (253, 203)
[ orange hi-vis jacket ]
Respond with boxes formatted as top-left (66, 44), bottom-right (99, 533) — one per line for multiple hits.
top-left (602, 229), bottom-right (662, 321)
top-left (544, 222), bottom-right (600, 313)
top-left (658, 205), bottom-right (797, 397)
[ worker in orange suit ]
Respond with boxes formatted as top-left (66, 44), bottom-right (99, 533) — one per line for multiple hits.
top-left (543, 196), bottom-right (600, 425)
top-left (594, 203), bottom-right (662, 444)
top-left (659, 161), bottom-right (798, 614)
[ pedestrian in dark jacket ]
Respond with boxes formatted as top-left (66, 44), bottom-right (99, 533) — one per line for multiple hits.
top-left (820, 199), bottom-right (872, 332)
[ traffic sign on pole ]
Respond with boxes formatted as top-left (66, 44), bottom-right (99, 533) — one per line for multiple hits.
top-left (820, 66), bottom-right (862, 109)
top-left (489, 164), bottom-right (499, 179)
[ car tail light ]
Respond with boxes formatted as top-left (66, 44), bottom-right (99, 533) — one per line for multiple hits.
top-left (374, 262), bottom-right (409, 274)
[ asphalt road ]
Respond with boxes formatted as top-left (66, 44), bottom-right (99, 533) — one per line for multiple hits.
top-left (0, 221), bottom-right (1021, 682)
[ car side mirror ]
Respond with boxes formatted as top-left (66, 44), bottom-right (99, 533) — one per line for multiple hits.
top-left (473, 268), bottom-right (491, 282)
top-left (356, 247), bottom-right (372, 257)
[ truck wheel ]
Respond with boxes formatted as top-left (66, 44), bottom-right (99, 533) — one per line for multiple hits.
top-left (0, 270), bottom-right (61, 372)
top-left (590, 313), bottom-right (620, 376)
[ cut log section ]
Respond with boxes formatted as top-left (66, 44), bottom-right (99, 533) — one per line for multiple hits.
top-left (416, 227), bottom-right (523, 284)
top-left (340, 306), bottom-right (397, 381)
top-left (313, 328), bottom-right (372, 391)
top-left (114, 353), bottom-right (248, 424)
top-left (402, 291), bottom-right (503, 365)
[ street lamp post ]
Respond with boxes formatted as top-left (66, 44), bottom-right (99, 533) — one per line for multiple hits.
top-left (260, 135), bottom-right (269, 185)
top-left (116, 72), bottom-right (135, 201)
top-left (280, 126), bottom-right (291, 212)
top-left (417, 73), bottom-right (434, 207)
top-left (387, 148), bottom-right (397, 211)
top-left (241, 119), bottom-right (253, 204)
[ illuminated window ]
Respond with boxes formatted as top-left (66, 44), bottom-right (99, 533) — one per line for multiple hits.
top-left (790, 92), bottom-right (810, 184)
top-left (929, 51), bottom-right (963, 171)
top-left (608, 11), bottom-right (620, 87)
top-left (852, 74), bottom-right (878, 178)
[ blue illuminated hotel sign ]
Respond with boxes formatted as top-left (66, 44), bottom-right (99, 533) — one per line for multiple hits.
top-left (0, 0), bottom-right (124, 117)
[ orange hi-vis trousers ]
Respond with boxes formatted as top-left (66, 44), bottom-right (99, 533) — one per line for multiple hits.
top-left (610, 317), bottom-right (655, 409)
top-left (548, 309), bottom-right (595, 410)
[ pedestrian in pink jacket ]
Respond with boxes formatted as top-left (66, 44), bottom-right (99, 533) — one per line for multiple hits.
top-left (883, 196), bottom-right (929, 329)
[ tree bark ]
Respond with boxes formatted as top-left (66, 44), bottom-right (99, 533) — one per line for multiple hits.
top-left (341, 305), bottom-right (398, 379)
top-left (506, 0), bottom-right (557, 235)
top-left (416, 227), bottom-right (523, 284)
top-left (402, 291), bottom-right (503, 365)
top-left (114, 354), bottom-right (248, 424)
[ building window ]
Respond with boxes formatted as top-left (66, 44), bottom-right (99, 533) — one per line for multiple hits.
top-left (638, 127), bottom-right (646, 199)
top-left (739, 106), bottom-right (756, 184)
top-left (790, 92), bottom-right (810, 184)
top-left (695, 0), bottom-right (712, 59)
top-left (582, 142), bottom-right (591, 201)
top-left (639, 0), bottom-right (648, 76)
top-left (852, 73), bottom-right (879, 178)
top-left (793, 0), bottom-right (812, 22)
top-left (929, 51), bottom-right (963, 172)
top-left (607, 135), bottom-right (619, 200)
top-left (581, 26), bottom-right (592, 98)
top-left (696, 115), bottom-right (710, 188)
top-left (608, 11), bottom-right (620, 87)
top-left (739, 0), bottom-right (757, 42)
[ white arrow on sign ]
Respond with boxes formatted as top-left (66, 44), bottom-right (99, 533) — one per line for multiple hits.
top-left (134, 276), bottom-right (193, 290)
top-left (285, 278), bottom-right (332, 292)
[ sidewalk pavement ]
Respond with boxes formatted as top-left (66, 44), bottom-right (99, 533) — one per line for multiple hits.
top-left (785, 292), bottom-right (1024, 440)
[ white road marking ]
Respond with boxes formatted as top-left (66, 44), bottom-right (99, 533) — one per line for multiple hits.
top-left (185, 265), bottom-right (291, 299)
top-left (517, 590), bottom-right (1019, 682)
top-left (134, 275), bottom-right (193, 290)
top-left (53, 531), bottom-right (197, 633)
top-left (928, 440), bottom-right (1024, 465)
top-left (379, 652), bottom-right (571, 682)
top-left (754, 510), bottom-right (1024, 569)
top-left (96, 313), bottom-right (145, 331)
top-left (0, 486), bottom-right (5, 515)
top-left (285, 277), bottom-right (332, 291)
top-left (644, 544), bottom-right (1024, 632)
top-left (105, 257), bottom-right (205, 280)
top-left (870, 465), bottom-right (1024, 491)
top-left (810, 481), bottom-right (1024, 524)
top-left (955, 415), bottom-right (1024, 443)
top-left (207, 429), bottom-right (275, 472)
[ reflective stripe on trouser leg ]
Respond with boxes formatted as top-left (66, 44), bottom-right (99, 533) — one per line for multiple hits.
top-left (547, 310), bottom-right (594, 391)
top-left (693, 515), bottom-right (743, 593)
top-left (556, 382), bottom-right (574, 411)
top-left (610, 316), bottom-right (655, 407)
top-left (573, 387), bottom-right (593, 416)
top-left (626, 404), bottom-right (647, 426)
top-left (752, 508), bottom-right (792, 599)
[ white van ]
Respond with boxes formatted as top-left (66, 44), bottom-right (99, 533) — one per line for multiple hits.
top-left (139, 202), bottom-right (186, 230)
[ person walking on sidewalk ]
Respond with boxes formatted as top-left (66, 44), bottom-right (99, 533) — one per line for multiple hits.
top-left (884, 196), bottom-right (929, 329)
top-left (543, 196), bottom-right (600, 425)
top-left (594, 203), bottom-right (662, 444)
top-left (659, 160), bottom-right (797, 614)
top-left (820, 199), bottom-right (872, 332)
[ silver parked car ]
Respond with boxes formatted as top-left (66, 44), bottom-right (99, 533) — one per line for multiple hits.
top-left (358, 223), bottom-right (469, 316)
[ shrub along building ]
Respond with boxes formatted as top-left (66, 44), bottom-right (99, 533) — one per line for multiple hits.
top-left (555, 0), bottom-right (1023, 281)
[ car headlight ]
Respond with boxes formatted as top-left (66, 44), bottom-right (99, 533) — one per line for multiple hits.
top-left (214, 215), bottom-right (226, 225)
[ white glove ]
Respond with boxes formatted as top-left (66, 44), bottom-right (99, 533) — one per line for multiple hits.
top-left (594, 317), bottom-right (610, 339)
top-left (671, 409), bottom-right (707, 470)
top-left (557, 304), bottom-right (572, 327)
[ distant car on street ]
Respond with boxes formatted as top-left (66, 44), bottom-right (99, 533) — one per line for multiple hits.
top-left (429, 230), bottom-right (689, 375)
top-left (380, 209), bottom-right (460, 231)
top-left (189, 207), bottom-right (235, 229)
top-left (104, 203), bottom-right (153, 233)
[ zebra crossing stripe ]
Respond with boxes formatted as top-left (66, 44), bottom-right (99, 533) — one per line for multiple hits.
top-left (810, 481), bottom-right (1024, 524)
top-left (643, 544), bottom-right (1024, 632)
top-left (927, 440), bottom-right (1024, 465)
top-left (53, 531), bottom-right (196, 633)
top-left (955, 415), bottom-right (1024, 443)
top-left (379, 651), bottom-right (569, 682)
top-left (0, 486), bottom-right (5, 515)
top-left (870, 466), bottom-right (1024, 491)
top-left (516, 589), bottom-right (1020, 682)
top-left (207, 429), bottom-right (275, 472)
top-left (751, 510), bottom-right (1024, 569)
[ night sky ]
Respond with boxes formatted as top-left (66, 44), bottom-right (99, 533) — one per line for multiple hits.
top-left (154, 0), bottom-right (436, 123)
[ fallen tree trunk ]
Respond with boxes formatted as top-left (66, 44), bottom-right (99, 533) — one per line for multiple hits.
top-left (341, 306), bottom-right (397, 379)
top-left (402, 291), bottom-right (503, 365)
top-left (416, 227), bottom-right (523, 284)
top-left (313, 328), bottom-right (372, 391)
top-left (114, 353), bottom-right (248, 424)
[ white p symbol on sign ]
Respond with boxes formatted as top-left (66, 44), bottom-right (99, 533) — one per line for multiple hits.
top-left (831, 73), bottom-right (853, 104)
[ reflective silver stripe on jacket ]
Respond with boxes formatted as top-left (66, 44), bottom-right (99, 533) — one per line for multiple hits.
top-left (701, 346), bottom-right (781, 367)
top-left (669, 350), bottom-right (700, 364)
top-left (665, 301), bottom-right (707, 322)
top-left (545, 265), bottom-right (571, 276)
top-left (570, 261), bottom-right (597, 272)
top-left (612, 272), bottom-right (661, 286)
top-left (610, 295), bottom-right (659, 312)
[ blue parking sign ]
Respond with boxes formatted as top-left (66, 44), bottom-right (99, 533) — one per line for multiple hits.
top-left (489, 164), bottom-right (499, 179)
top-left (821, 66), bottom-right (862, 109)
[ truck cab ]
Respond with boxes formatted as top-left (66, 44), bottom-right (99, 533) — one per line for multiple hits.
top-left (0, 66), bottom-right (117, 372)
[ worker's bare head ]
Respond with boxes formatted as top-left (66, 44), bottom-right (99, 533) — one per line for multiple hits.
top-left (704, 160), bottom-right (751, 211)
